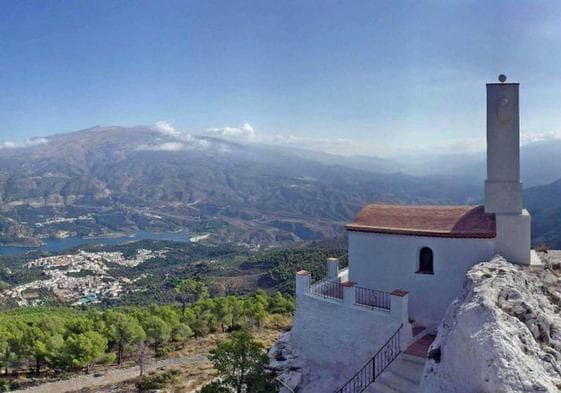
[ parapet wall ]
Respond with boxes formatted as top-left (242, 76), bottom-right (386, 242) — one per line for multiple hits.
top-left (292, 293), bottom-right (404, 389)
top-left (292, 267), bottom-right (410, 390)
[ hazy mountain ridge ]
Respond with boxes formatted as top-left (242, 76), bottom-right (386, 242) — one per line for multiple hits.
top-left (397, 139), bottom-right (561, 188)
top-left (525, 179), bottom-right (561, 248)
top-left (0, 126), bottom-right (482, 246)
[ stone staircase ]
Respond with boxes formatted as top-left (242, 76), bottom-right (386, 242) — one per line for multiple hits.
top-left (364, 325), bottom-right (434, 393)
top-left (333, 324), bottom-right (434, 393)
top-left (364, 353), bottom-right (426, 393)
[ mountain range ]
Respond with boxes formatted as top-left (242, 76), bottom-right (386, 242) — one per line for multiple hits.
top-left (0, 126), bottom-right (559, 247)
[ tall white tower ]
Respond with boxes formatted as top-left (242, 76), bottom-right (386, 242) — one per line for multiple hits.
top-left (484, 75), bottom-right (537, 265)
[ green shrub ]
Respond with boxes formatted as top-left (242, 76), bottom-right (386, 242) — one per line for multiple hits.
top-left (135, 369), bottom-right (181, 391)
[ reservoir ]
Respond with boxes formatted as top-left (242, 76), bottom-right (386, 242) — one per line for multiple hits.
top-left (0, 230), bottom-right (189, 256)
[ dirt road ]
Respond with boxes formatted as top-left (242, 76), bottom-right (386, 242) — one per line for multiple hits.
top-left (13, 354), bottom-right (209, 393)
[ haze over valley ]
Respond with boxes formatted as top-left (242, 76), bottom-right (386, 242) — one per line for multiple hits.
top-left (1, 125), bottom-right (560, 251)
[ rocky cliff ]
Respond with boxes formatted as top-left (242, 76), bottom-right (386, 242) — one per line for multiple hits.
top-left (420, 253), bottom-right (561, 392)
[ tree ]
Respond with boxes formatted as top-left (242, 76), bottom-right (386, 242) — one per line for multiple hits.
top-left (269, 292), bottom-right (294, 314)
top-left (172, 323), bottom-right (193, 346)
top-left (198, 381), bottom-right (230, 393)
top-left (249, 302), bottom-right (267, 329)
top-left (22, 317), bottom-right (64, 373)
top-left (213, 297), bottom-right (233, 332)
top-left (40, 334), bottom-right (65, 370)
top-left (63, 331), bottom-right (112, 373)
top-left (66, 318), bottom-right (95, 335)
top-left (142, 315), bottom-right (171, 356)
top-left (228, 297), bottom-right (246, 329)
top-left (4, 323), bottom-right (24, 374)
top-left (105, 312), bottom-right (146, 365)
top-left (0, 333), bottom-right (9, 375)
top-left (207, 330), bottom-right (277, 393)
top-left (175, 278), bottom-right (209, 315)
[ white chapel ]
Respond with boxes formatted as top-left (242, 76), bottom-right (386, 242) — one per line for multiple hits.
top-left (290, 76), bottom-right (541, 393)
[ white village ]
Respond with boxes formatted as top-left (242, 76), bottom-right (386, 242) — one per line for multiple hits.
top-left (268, 76), bottom-right (561, 393)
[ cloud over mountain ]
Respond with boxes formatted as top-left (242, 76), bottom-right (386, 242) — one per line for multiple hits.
top-left (154, 120), bottom-right (181, 137)
top-left (0, 137), bottom-right (48, 149)
top-left (207, 123), bottom-right (256, 139)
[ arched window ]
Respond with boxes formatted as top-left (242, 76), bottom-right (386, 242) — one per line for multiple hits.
top-left (418, 247), bottom-right (434, 274)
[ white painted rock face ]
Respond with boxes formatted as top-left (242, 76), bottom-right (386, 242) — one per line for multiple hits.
top-left (420, 253), bottom-right (561, 393)
top-left (269, 331), bottom-right (307, 392)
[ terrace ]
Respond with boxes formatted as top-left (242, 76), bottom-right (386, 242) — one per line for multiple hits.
top-left (295, 258), bottom-right (409, 322)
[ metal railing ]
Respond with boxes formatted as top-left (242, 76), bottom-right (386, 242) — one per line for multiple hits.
top-left (308, 279), bottom-right (343, 300)
top-left (354, 287), bottom-right (391, 310)
top-left (334, 324), bottom-right (403, 393)
top-left (276, 376), bottom-right (295, 393)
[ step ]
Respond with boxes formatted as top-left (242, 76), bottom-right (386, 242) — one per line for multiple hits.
top-left (387, 359), bottom-right (425, 382)
top-left (401, 353), bottom-right (427, 365)
top-left (365, 355), bottom-right (425, 393)
top-left (412, 325), bottom-right (426, 337)
top-left (405, 334), bottom-right (436, 358)
top-left (377, 365), bottom-right (420, 392)
top-left (365, 381), bottom-right (400, 393)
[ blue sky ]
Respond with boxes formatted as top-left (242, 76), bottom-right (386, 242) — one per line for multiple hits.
top-left (1, 1), bottom-right (561, 156)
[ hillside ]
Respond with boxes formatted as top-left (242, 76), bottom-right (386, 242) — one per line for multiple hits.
top-left (0, 126), bottom-right (481, 246)
top-left (525, 179), bottom-right (561, 248)
top-left (396, 139), bottom-right (561, 188)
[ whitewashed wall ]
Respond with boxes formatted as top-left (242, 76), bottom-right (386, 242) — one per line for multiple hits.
top-left (291, 293), bottom-right (403, 390)
top-left (347, 231), bottom-right (495, 326)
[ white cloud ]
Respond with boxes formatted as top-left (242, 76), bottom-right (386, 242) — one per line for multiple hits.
top-left (0, 137), bottom-right (48, 150)
top-left (521, 131), bottom-right (561, 145)
top-left (137, 142), bottom-right (187, 152)
top-left (0, 141), bottom-right (17, 149)
top-left (204, 122), bottom-right (363, 155)
top-left (265, 134), bottom-right (358, 155)
top-left (151, 120), bottom-right (203, 143)
top-left (154, 121), bottom-right (180, 137)
top-left (138, 122), bottom-right (212, 151)
top-left (207, 123), bottom-right (256, 139)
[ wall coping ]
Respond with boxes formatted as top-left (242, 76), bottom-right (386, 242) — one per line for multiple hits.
top-left (296, 270), bottom-right (310, 276)
top-left (341, 281), bottom-right (357, 288)
top-left (391, 289), bottom-right (409, 297)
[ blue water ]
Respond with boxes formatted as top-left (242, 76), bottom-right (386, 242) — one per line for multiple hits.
top-left (0, 230), bottom-right (189, 256)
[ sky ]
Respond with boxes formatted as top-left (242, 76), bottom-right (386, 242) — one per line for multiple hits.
top-left (1, 0), bottom-right (561, 157)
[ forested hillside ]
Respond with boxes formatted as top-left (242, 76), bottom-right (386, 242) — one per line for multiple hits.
top-left (0, 290), bottom-right (294, 391)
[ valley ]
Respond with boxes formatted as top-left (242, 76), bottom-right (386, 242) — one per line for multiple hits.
top-left (0, 126), bottom-right (481, 250)
top-left (0, 237), bottom-right (347, 308)
top-left (1, 126), bottom-right (561, 252)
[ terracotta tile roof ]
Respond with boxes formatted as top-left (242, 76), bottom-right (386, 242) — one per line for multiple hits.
top-left (346, 204), bottom-right (496, 239)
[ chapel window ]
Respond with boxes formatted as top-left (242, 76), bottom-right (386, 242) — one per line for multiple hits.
top-left (417, 247), bottom-right (434, 274)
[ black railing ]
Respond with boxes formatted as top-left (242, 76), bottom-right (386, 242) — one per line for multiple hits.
top-left (334, 324), bottom-right (403, 393)
top-left (308, 279), bottom-right (343, 300)
top-left (354, 287), bottom-right (391, 310)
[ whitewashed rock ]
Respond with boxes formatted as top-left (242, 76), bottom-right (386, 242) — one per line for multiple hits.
top-left (269, 331), bottom-right (307, 392)
top-left (420, 254), bottom-right (561, 393)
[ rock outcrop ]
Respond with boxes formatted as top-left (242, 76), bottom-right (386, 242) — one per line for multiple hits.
top-left (420, 253), bottom-right (561, 392)
top-left (268, 331), bottom-right (306, 392)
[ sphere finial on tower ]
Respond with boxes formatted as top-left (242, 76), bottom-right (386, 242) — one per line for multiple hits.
top-left (498, 74), bottom-right (507, 83)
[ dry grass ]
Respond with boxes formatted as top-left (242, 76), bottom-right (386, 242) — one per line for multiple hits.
top-left (83, 317), bottom-right (291, 393)
top-left (172, 318), bottom-right (291, 392)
